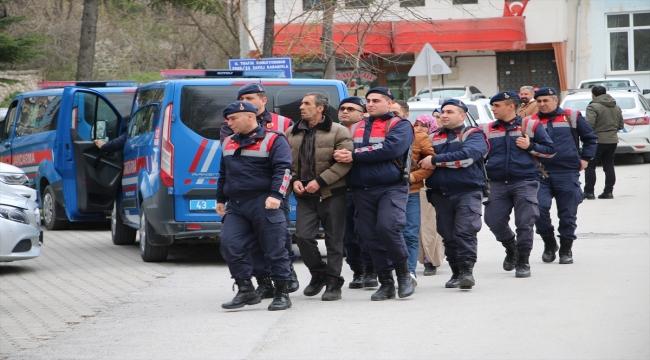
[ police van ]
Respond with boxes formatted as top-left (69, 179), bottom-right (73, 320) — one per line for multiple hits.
top-left (0, 81), bottom-right (136, 230)
top-left (111, 70), bottom-right (350, 262)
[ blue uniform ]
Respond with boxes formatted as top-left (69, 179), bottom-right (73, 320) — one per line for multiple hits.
top-left (217, 125), bottom-right (293, 280)
top-left (529, 108), bottom-right (598, 241)
top-left (348, 113), bottom-right (414, 272)
top-left (425, 126), bottom-right (488, 263)
top-left (480, 116), bottom-right (556, 251)
top-left (343, 191), bottom-right (373, 272)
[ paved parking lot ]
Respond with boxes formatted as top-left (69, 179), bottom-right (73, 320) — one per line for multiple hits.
top-left (1, 156), bottom-right (649, 359)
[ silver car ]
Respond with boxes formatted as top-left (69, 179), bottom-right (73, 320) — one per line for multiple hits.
top-left (0, 191), bottom-right (42, 262)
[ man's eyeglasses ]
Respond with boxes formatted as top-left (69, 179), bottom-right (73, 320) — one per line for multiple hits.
top-left (339, 106), bottom-right (362, 113)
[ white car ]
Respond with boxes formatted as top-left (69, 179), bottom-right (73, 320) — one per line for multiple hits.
top-left (406, 99), bottom-right (480, 127)
top-left (561, 90), bottom-right (650, 163)
top-left (577, 78), bottom-right (650, 100)
top-left (463, 98), bottom-right (496, 124)
top-left (415, 85), bottom-right (485, 100)
top-left (0, 191), bottom-right (42, 262)
top-left (0, 107), bottom-right (8, 120)
top-left (0, 163), bottom-right (37, 201)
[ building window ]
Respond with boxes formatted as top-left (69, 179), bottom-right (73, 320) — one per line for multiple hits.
top-left (346, 0), bottom-right (371, 7)
top-left (400, 0), bottom-right (425, 7)
top-left (607, 12), bottom-right (650, 72)
top-left (452, 0), bottom-right (478, 5)
top-left (303, 0), bottom-right (321, 11)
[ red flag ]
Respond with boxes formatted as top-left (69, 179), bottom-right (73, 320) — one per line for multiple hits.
top-left (503, 1), bottom-right (529, 17)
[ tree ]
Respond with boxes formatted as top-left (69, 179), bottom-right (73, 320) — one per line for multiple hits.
top-left (0, 0), bottom-right (46, 65)
top-left (262, 0), bottom-right (274, 57)
top-left (321, 0), bottom-right (336, 79)
top-left (76, 0), bottom-right (99, 80)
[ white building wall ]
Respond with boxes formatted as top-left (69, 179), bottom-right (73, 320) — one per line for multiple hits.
top-left (414, 51), bottom-right (498, 97)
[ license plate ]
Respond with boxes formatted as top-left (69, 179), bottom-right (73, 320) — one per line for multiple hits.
top-left (189, 200), bottom-right (217, 211)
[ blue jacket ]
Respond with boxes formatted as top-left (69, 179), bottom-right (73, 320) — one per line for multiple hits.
top-left (528, 107), bottom-right (598, 173)
top-left (425, 126), bottom-right (489, 195)
top-left (479, 116), bottom-right (556, 182)
top-left (216, 125), bottom-right (292, 203)
top-left (101, 120), bottom-right (129, 152)
top-left (348, 112), bottom-right (414, 188)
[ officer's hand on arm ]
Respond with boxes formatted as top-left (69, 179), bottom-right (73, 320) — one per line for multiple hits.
top-left (333, 149), bottom-right (353, 163)
top-left (265, 197), bottom-right (281, 209)
top-left (305, 180), bottom-right (320, 193)
top-left (580, 160), bottom-right (588, 171)
top-left (516, 134), bottom-right (531, 149)
top-left (293, 181), bottom-right (305, 195)
top-left (216, 203), bottom-right (226, 217)
top-left (418, 155), bottom-right (436, 170)
top-left (94, 139), bottom-right (106, 149)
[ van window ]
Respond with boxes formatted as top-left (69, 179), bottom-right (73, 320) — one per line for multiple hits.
top-left (0, 101), bottom-right (18, 141)
top-left (274, 86), bottom-right (342, 122)
top-left (15, 96), bottom-right (62, 137)
top-left (135, 88), bottom-right (165, 109)
top-left (75, 92), bottom-right (121, 141)
top-left (104, 93), bottom-right (135, 118)
top-left (129, 105), bottom-right (158, 137)
top-left (467, 104), bottom-right (479, 120)
top-left (180, 86), bottom-right (233, 140)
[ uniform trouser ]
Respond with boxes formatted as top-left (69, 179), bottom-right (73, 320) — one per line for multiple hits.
top-left (249, 198), bottom-right (297, 278)
top-left (220, 194), bottom-right (291, 281)
top-left (418, 188), bottom-right (445, 267)
top-left (431, 190), bottom-right (482, 263)
top-left (484, 180), bottom-right (540, 252)
top-left (353, 185), bottom-right (409, 273)
top-left (585, 143), bottom-right (617, 194)
top-left (536, 172), bottom-right (583, 241)
top-left (295, 194), bottom-right (347, 280)
top-left (343, 192), bottom-right (373, 273)
top-left (402, 192), bottom-right (421, 274)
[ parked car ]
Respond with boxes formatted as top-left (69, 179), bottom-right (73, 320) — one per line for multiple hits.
top-left (0, 163), bottom-right (36, 201)
top-left (0, 190), bottom-right (42, 263)
top-left (463, 98), bottom-right (496, 124)
top-left (577, 78), bottom-right (650, 100)
top-left (561, 90), bottom-right (650, 163)
top-left (111, 70), bottom-right (351, 262)
top-left (415, 85), bottom-right (485, 100)
top-left (406, 99), bottom-right (480, 127)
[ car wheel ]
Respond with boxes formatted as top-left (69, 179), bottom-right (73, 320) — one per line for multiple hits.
top-left (111, 202), bottom-right (136, 245)
top-left (42, 185), bottom-right (70, 230)
top-left (643, 152), bottom-right (650, 164)
top-left (139, 205), bottom-right (168, 262)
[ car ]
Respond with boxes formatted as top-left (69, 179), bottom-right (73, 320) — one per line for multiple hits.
top-left (0, 190), bottom-right (42, 263)
top-left (0, 81), bottom-right (137, 230)
top-left (577, 78), bottom-right (650, 100)
top-left (406, 99), bottom-right (480, 127)
top-left (412, 85), bottom-right (486, 101)
top-left (111, 70), bottom-right (351, 262)
top-left (0, 107), bottom-right (7, 120)
top-left (0, 163), bottom-right (36, 201)
top-left (463, 98), bottom-right (496, 124)
top-left (561, 90), bottom-right (650, 163)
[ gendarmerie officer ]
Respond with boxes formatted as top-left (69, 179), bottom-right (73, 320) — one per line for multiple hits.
top-left (220, 83), bottom-right (300, 297)
top-left (479, 91), bottom-right (556, 278)
top-left (217, 101), bottom-right (293, 311)
top-left (528, 87), bottom-right (597, 264)
top-left (419, 99), bottom-right (489, 290)
top-left (333, 87), bottom-right (415, 301)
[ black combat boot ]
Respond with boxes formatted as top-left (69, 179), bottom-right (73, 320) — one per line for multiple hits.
top-left (502, 238), bottom-right (518, 271)
top-left (349, 270), bottom-right (364, 289)
top-left (445, 262), bottom-right (460, 288)
top-left (268, 280), bottom-right (291, 311)
top-left (222, 279), bottom-right (262, 309)
top-left (515, 250), bottom-right (531, 278)
top-left (303, 270), bottom-right (327, 296)
top-left (322, 276), bottom-right (343, 301)
top-left (370, 271), bottom-right (396, 301)
top-left (458, 261), bottom-right (476, 290)
top-left (583, 192), bottom-right (595, 200)
top-left (540, 233), bottom-right (559, 263)
top-left (559, 238), bottom-right (574, 264)
top-left (423, 263), bottom-right (437, 276)
top-left (287, 264), bottom-right (299, 293)
top-left (254, 276), bottom-right (275, 299)
top-left (362, 266), bottom-right (378, 288)
top-left (598, 192), bottom-right (613, 199)
top-left (394, 262), bottom-right (415, 298)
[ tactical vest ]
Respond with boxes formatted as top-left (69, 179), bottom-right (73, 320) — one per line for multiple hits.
top-left (261, 113), bottom-right (290, 132)
top-left (222, 131), bottom-right (279, 158)
top-left (350, 117), bottom-right (402, 148)
top-left (527, 109), bottom-right (578, 130)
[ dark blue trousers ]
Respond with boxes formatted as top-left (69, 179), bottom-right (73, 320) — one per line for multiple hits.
top-left (343, 192), bottom-right (373, 273)
top-left (249, 197), bottom-right (297, 278)
top-left (484, 180), bottom-right (540, 252)
top-left (431, 190), bottom-right (483, 263)
top-left (353, 185), bottom-right (409, 272)
top-left (536, 172), bottom-right (583, 241)
top-left (220, 194), bottom-right (291, 281)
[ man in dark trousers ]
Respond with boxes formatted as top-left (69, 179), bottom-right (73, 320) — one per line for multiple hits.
top-left (217, 101), bottom-right (293, 311)
top-left (479, 91), bottom-right (555, 278)
top-left (286, 92), bottom-right (353, 301)
top-left (419, 99), bottom-right (489, 290)
top-left (333, 87), bottom-right (415, 301)
top-left (584, 85), bottom-right (625, 200)
top-left (527, 87), bottom-right (598, 264)
top-left (220, 83), bottom-right (300, 297)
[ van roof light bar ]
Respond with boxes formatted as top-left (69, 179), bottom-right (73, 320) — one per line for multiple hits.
top-left (160, 69), bottom-right (286, 79)
top-left (37, 81), bottom-right (138, 89)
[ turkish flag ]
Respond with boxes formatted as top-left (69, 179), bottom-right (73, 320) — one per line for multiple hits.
top-left (503, 1), bottom-right (529, 17)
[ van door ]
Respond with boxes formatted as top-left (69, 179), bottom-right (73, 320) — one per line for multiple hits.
top-left (0, 101), bottom-right (19, 165)
top-left (62, 87), bottom-right (125, 215)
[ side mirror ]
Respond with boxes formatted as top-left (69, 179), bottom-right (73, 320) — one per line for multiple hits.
top-left (91, 120), bottom-right (107, 141)
top-left (643, 89), bottom-right (650, 95)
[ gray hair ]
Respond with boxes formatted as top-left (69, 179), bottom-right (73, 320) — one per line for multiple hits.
top-left (520, 86), bottom-right (535, 93)
top-left (304, 92), bottom-right (329, 111)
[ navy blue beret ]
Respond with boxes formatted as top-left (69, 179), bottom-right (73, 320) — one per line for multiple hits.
top-left (366, 87), bottom-right (394, 100)
top-left (237, 83), bottom-right (265, 99)
top-left (490, 91), bottom-right (520, 104)
top-left (534, 87), bottom-right (558, 99)
top-left (339, 96), bottom-right (366, 111)
top-left (222, 101), bottom-right (258, 118)
top-left (441, 99), bottom-right (469, 113)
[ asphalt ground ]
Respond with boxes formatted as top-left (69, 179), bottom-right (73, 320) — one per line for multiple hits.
top-left (1, 155), bottom-right (648, 359)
